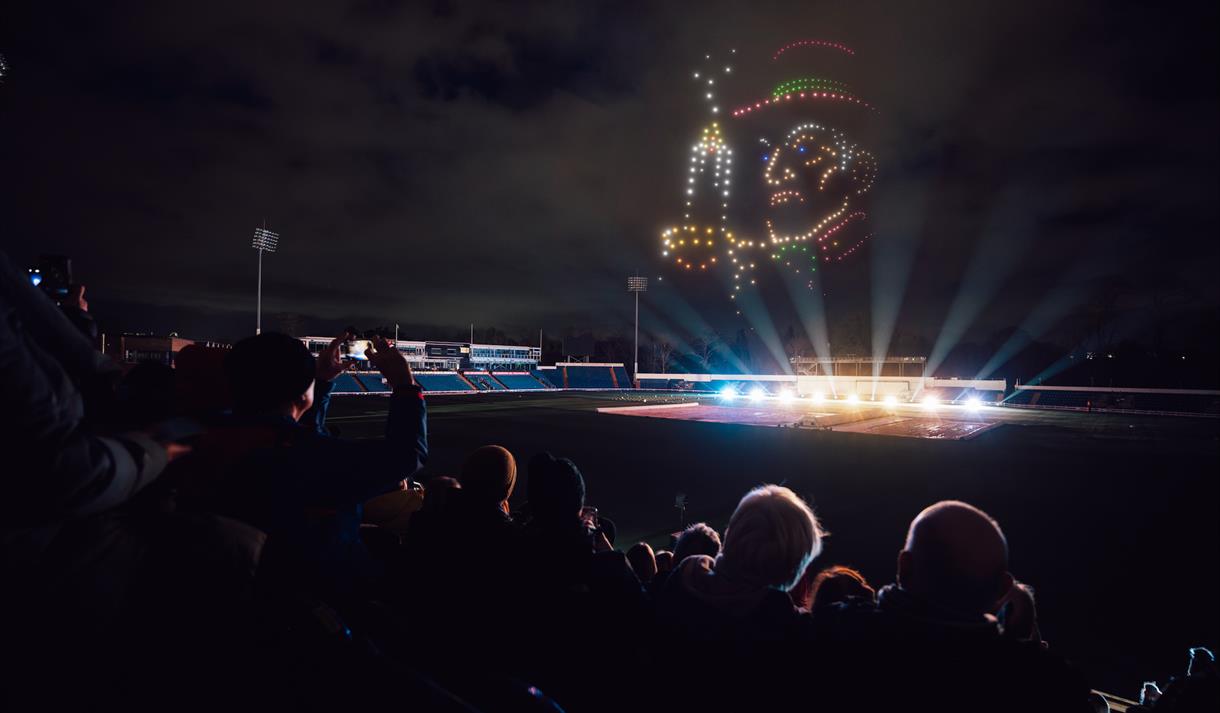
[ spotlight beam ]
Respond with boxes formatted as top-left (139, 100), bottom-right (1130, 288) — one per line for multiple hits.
top-left (870, 179), bottom-right (928, 384)
top-left (926, 190), bottom-right (1031, 378)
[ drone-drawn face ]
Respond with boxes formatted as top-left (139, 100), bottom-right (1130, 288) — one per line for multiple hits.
top-left (760, 123), bottom-right (876, 263)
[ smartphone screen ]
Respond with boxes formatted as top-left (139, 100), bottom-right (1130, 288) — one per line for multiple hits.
top-left (343, 339), bottom-right (372, 360)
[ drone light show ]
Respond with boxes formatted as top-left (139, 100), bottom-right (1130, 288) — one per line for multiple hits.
top-left (661, 40), bottom-right (877, 300)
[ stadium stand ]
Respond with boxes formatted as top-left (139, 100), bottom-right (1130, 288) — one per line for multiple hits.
top-left (533, 367), bottom-right (563, 388)
top-left (465, 372), bottom-right (505, 391)
top-left (357, 373), bottom-right (391, 393)
top-left (331, 373), bottom-right (364, 394)
top-left (414, 372), bottom-right (476, 392)
top-left (493, 372), bottom-right (552, 390)
top-left (612, 365), bottom-right (630, 388)
top-left (564, 364), bottom-right (617, 389)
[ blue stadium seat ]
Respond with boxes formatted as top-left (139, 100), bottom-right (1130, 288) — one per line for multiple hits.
top-left (331, 373), bottom-right (363, 393)
top-left (356, 373), bottom-right (391, 392)
top-left (469, 373), bottom-right (506, 390)
top-left (612, 366), bottom-right (631, 388)
top-left (495, 373), bottom-right (549, 390)
top-left (533, 369), bottom-right (562, 388)
top-left (415, 373), bottom-right (476, 392)
top-left (565, 365), bottom-right (616, 388)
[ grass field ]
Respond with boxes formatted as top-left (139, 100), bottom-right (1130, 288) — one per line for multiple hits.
top-left (326, 390), bottom-right (1219, 695)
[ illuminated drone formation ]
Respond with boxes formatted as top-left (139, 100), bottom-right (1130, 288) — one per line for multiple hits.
top-left (661, 40), bottom-right (877, 299)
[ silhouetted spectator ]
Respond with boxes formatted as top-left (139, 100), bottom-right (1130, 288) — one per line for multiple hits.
top-left (673, 521), bottom-right (722, 563)
top-left (1, 250), bottom-right (178, 554)
top-left (181, 333), bottom-right (426, 604)
top-left (651, 522), bottom-right (721, 595)
top-left (598, 514), bottom-right (617, 547)
top-left (515, 453), bottom-right (643, 710)
top-left (660, 486), bottom-right (823, 642)
top-left (459, 444), bottom-right (517, 513)
top-left (999, 580), bottom-right (1043, 645)
top-left (404, 446), bottom-right (520, 584)
top-left (626, 541), bottom-right (657, 583)
top-left (117, 360), bottom-right (177, 428)
top-left (1148, 646), bottom-right (1218, 712)
top-left (810, 500), bottom-right (1091, 713)
top-left (806, 565), bottom-right (875, 612)
top-left (656, 486), bottom-right (824, 709)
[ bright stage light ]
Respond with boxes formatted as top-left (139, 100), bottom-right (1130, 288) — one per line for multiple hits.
top-left (922, 395), bottom-right (939, 410)
top-left (779, 388), bottom-right (795, 404)
top-left (883, 394), bottom-right (897, 407)
top-left (965, 396), bottom-right (982, 411)
top-left (846, 393), bottom-right (860, 405)
top-left (811, 391), bottom-right (825, 404)
top-left (719, 386), bottom-right (738, 401)
top-left (749, 387), bottom-right (766, 402)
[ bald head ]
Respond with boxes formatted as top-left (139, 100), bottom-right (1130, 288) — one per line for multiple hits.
top-left (898, 501), bottom-right (1013, 617)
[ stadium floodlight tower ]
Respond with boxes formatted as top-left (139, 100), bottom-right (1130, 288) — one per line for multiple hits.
top-left (251, 226), bottom-right (279, 335)
top-left (627, 275), bottom-right (648, 381)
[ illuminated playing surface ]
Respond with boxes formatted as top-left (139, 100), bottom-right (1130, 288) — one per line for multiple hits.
top-left (597, 402), bottom-right (834, 427)
top-left (597, 401), bottom-right (998, 440)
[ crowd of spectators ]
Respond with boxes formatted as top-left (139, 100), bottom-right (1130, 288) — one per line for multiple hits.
top-left (2, 250), bottom-right (1215, 712)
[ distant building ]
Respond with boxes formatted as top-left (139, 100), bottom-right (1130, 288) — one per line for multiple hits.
top-left (300, 336), bottom-right (540, 371)
top-left (108, 334), bottom-right (227, 366)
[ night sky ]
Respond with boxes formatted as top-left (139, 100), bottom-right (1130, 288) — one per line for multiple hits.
top-left (2, 1), bottom-right (1217, 352)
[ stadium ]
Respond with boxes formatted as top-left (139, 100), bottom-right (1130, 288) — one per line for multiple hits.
top-left (5, 5), bottom-right (1219, 713)
top-left (297, 329), bottom-right (1219, 705)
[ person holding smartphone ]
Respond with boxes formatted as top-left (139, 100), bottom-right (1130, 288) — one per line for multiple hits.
top-left (182, 331), bottom-right (427, 606)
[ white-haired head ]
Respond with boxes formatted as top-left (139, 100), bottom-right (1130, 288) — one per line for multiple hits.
top-left (716, 485), bottom-right (826, 591)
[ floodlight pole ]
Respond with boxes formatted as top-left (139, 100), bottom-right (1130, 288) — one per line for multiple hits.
top-left (256, 248), bottom-right (263, 335)
top-left (251, 224), bottom-right (280, 335)
top-left (627, 275), bottom-right (648, 382)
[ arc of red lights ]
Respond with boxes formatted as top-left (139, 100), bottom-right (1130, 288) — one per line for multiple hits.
top-left (773, 39), bottom-right (855, 60)
top-left (814, 211), bottom-right (866, 249)
top-left (731, 91), bottom-right (875, 117)
top-left (834, 234), bottom-right (871, 262)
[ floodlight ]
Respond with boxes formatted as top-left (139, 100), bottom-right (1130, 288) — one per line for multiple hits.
top-left (965, 396), bottom-right (982, 411)
top-left (251, 226), bottom-right (280, 334)
top-left (884, 394), bottom-right (898, 407)
top-left (252, 227), bottom-right (279, 253)
top-left (749, 387), bottom-right (766, 402)
top-left (846, 393), bottom-right (860, 405)
top-left (779, 388), bottom-right (795, 404)
top-left (811, 391), bottom-right (825, 404)
top-left (922, 396), bottom-right (939, 410)
top-left (719, 386), bottom-right (738, 401)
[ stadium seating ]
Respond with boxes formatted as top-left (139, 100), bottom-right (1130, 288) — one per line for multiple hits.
top-left (357, 373), bottom-right (391, 393)
top-left (414, 372), bottom-right (476, 392)
top-left (494, 373), bottom-right (552, 390)
top-left (466, 373), bottom-right (505, 391)
top-left (533, 368), bottom-right (562, 388)
top-left (612, 366), bottom-right (631, 387)
top-left (331, 373), bottom-right (364, 394)
top-left (564, 365), bottom-right (617, 389)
